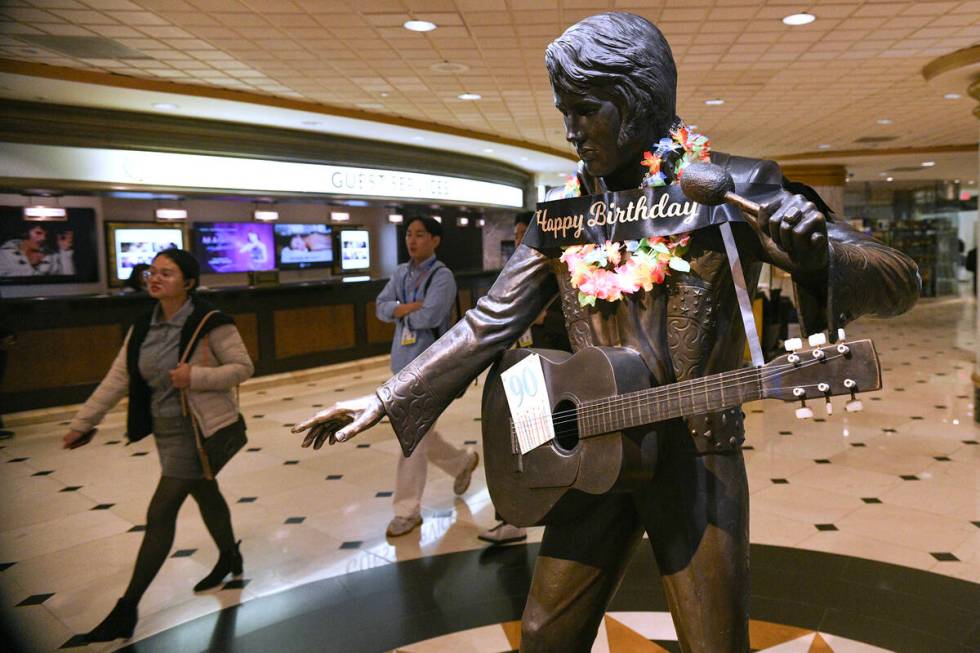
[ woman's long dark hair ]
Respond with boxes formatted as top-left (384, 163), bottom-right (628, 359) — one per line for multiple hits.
top-left (154, 248), bottom-right (200, 293)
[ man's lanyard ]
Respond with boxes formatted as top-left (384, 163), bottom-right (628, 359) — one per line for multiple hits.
top-left (401, 258), bottom-right (438, 304)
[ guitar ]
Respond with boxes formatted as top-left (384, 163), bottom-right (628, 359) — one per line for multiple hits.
top-left (481, 338), bottom-right (881, 527)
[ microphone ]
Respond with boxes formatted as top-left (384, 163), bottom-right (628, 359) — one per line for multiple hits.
top-left (680, 162), bottom-right (761, 224)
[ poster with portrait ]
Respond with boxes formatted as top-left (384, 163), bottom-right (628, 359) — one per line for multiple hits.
top-left (0, 207), bottom-right (99, 285)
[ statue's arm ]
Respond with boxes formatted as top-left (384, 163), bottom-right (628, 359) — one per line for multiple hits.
top-left (377, 244), bottom-right (559, 456)
top-left (794, 221), bottom-right (921, 336)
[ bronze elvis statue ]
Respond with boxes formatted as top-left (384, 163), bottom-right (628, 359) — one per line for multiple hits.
top-left (293, 13), bottom-right (920, 653)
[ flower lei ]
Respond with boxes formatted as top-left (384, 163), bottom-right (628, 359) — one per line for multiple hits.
top-left (559, 121), bottom-right (710, 307)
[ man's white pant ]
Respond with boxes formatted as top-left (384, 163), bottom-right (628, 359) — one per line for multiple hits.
top-left (393, 425), bottom-right (470, 518)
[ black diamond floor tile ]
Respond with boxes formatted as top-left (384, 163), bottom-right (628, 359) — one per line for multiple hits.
top-left (0, 562), bottom-right (15, 572)
top-left (862, 497), bottom-right (882, 504)
top-left (930, 552), bottom-right (959, 562)
top-left (326, 474), bottom-right (343, 480)
top-left (771, 478), bottom-right (789, 484)
top-left (91, 503), bottom-right (115, 510)
top-left (282, 423), bottom-right (295, 428)
top-left (963, 440), bottom-right (978, 445)
top-left (128, 525), bottom-right (146, 532)
top-left (284, 460), bottom-right (299, 465)
top-left (933, 456), bottom-right (951, 461)
top-left (356, 444), bottom-right (370, 448)
top-left (814, 459), bottom-right (831, 464)
top-left (899, 474), bottom-right (919, 481)
top-left (17, 593), bottom-right (54, 606)
top-left (375, 491), bottom-right (393, 497)
top-left (464, 440), bottom-right (478, 445)
top-left (171, 549), bottom-right (197, 558)
top-left (104, 440), bottom-right (121, 445)
top-left (285, 517), bottom-right (305, 524)
top-left (778, 431), bottom-right (792, 435)
top-left (850, 442), bottom-right (866, 447)
top-left (238, 497), bottom-right (257, 503)
top-left (131, 452), bottom-right (149, 457)
top-left (8, 457), bottom-right (28, 463)
top-left (252, 415), bottom-right (264, 419)
top-left (32, 470), bottom-right (54, 476)
top-left (815, 524), bottom-right (838, 531)
top-left (340, 541), bottom-right (362, 549)
top-left (247, 447), bottom-right (261, 452)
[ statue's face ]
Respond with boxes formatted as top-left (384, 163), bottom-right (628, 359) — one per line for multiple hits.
top-left (554, 88), bottom-right (646, 184)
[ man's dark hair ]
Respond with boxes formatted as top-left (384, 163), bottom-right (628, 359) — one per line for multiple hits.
top-left (545, 12), bottom-right (677, 145)
top-left (406, 216), bottom-right (443, 239)
top-left (514, 211), bottom-right (533, 226)
top-left (154, 248), bottom-right (200, 291)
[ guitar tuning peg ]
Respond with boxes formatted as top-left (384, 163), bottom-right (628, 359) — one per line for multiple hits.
top-left (808, 333), bottom-right (827, 347)
top-left (795, 406), bottom-right (814, 419)
top-left (846, 399), bottom-right (863, 412)
top-left (784, 338), bottom-right (803, 352)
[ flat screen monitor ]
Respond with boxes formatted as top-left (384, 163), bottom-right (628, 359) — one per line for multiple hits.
top-left (193, 222), bottom-right (275, 274)
top-left (274, 223), bottom-right (333, 270)
top-left (0, 207), bottom-right (99, 285)
top-left (338, 228), bottom-right (370, 272)
top-left (106, 222), bottom-right (186, 287)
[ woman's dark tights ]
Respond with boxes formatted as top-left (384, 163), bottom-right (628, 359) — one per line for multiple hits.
top-left (123, 476), bottom-right (235, 604)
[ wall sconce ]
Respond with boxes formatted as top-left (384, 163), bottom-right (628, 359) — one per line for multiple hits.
top-left (23, 196), bottom-right (67, 221)
top-left (330, 211), bottom-right (350, 222)
top-left (155, 208), bottom-right (188, 221)
top-left (387, 214), bottom-right (404, 224)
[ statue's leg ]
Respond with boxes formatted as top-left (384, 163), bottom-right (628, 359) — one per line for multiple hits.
top-left (520, 493), bottom-right (643, 653)
top-left (639, 442), bottom-right (750, 653)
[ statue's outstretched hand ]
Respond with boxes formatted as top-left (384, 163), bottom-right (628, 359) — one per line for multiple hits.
top-left (292, 394), bottom-right (385, 449)
top-left (754, 193), bottom-right (829, 275)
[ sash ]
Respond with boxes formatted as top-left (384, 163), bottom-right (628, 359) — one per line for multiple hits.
top-left (522, 182), bottom-right (782, 251)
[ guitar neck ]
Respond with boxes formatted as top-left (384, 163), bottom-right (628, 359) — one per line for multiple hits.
top-left (578, 367), bottom-right (764, 437)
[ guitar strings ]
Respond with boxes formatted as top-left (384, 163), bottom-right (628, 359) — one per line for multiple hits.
top-left (507, 351), bottom-right (852, 437)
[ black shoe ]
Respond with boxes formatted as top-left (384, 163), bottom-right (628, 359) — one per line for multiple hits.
top-left (83, 598), bottom-right (137, 642)
top-left (194, 540), bottom-right (243, 592)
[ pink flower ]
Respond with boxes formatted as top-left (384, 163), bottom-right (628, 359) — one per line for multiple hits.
top-left (602, 241), bottom-right (622, 266)
top-left (579, 267), bottom-right (622, 302)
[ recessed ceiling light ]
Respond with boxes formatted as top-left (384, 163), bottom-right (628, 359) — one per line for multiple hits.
top-left (482, 148), bottom-right (494, 153)
top-left (921, 161), bottom-right (935, 167)
top-left (944, 93), bottom-right (961, 100)
top-left (704, 98), bottom-right (724, 106)
top-left (886, 176), bottom-right (894, 182)
top-left (458, 92), bottom-right (481, 101)
top-left (253, 210), bottom-right (279, 221)
top-left (152, 102), bottom-right (178, 110)
top-left (782, 12), bottom-right (816, 26)
top-left (431, 61), bottom-right (470, 73)
top-left (876, 118), bottom-right (892, 125)
top-left (404, 20), bottom-right (437, 32)
top-left (387, 214), bottom-right (403, 224)
top-left (818, 143), bottom-right (831, 149)
top-left (411, 135), bottom-right (425, 141)
top-left (955, 178), bottom-right (961, 183)
top-left (380, 92), bottom-right (389, 97)
top-left (520, 156), bottom-right (529, 161)
top-left (301, 120), bottom-right (321, 126)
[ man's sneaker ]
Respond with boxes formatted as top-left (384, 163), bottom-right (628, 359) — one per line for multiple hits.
top-left (453, 450), bottom-right (479, 495)
top-left (478, 522), bottom-right (527, 545)
top-left (386, 514), bottom-right (422, 537)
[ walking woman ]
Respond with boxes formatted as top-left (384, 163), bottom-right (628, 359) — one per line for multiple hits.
top-left (62, 248), bottom-right (253, 642)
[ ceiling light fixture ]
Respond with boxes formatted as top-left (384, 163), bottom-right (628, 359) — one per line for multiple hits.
top-left (404, 20), bottom-right (437, 32)
top-left (876, 118), bottom-right (892, 125)
top-left (152, 102), bottom-right (178, 110)
top-left (301, 120), bottom-right (321, 126)
top-left (818, 143), bottom-right (831, 149)
top-left (457, 217), bottom-right (470, 227)
top-left (477, 218), bottom-right (486, 227)
top-left (155, 208), bottom-right (187, 221)
top-left (432, 215), bottom-right (442, 223)
top-left (23, 203), bottom-right (67, 221)
top-left (944, 93), bottom-right (961, 100)
top-left (330, 212), bottom-right (350, 222)
top-left (458, 92), bottom-right (482, 101)
top-left (704, 98), bottom-right (724, 106)
top-left (387, 214), bottom-right (403, 224)
top-left (782, 12), bottom-right (816, 26)
top-left (482, 148), bottom-right (494, 153)
top-left (886, 177), bottom-right (894, 182)
top-left (254, 210), bottom-right (279, 221)
top-left (921, 161), bottom-right (935, 167)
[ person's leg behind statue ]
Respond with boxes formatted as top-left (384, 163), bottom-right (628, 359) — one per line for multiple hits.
top-left (640, 442), bottom-right (750, 653)
top-left (520, 493), bottom-right (643, 653)
top-left (423, 427), bottom-right (478, 495)
top-left (189, 478), bottom-right (242, 591)
top-left (390, 430), bottom-right (431, 536)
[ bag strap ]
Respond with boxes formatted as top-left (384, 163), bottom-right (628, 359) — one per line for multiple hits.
top-left (179, 310), bottom-right (219, 365)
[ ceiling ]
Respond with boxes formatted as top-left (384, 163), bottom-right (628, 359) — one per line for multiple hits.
top-left (0, 0), bottom-right (978, 184)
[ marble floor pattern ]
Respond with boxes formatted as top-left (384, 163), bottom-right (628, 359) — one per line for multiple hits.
top-left (0, 296), bottom-right (978, 652)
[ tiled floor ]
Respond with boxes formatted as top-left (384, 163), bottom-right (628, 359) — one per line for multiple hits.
top-left (1, 296), bottom-right (978, 652)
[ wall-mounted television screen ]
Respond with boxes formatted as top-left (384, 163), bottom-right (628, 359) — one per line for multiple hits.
top-left (0, 207), bottom-right (99, 285)
top-left (338, 228), bottom-right (370, 272)
top-left (274, 223), bottom-right (333, 270)
top-left (106, 222), bottom-right (186, 287)
top-left (193, 222), bottom-right (275, 274)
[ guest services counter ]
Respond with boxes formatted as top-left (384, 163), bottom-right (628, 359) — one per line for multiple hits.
top-left (2, 270), bottom-right (499, 412)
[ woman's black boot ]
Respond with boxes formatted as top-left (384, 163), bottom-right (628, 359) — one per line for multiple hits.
top-left (83, 598), bottom-right (138, 642)
top-left (193, 540), bottom-right (243, 592)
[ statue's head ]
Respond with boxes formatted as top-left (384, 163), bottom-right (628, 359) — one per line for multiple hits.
top-left (545, 13), bottom-right (677, 180)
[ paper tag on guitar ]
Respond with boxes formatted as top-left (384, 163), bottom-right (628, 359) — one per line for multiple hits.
top-left (501, 353), bottom-right (555, 454)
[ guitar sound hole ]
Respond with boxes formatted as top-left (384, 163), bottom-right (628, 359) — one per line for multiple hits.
top-left (552, 399), bottom-right (580, 453)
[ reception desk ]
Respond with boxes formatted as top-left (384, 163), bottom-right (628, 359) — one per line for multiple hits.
top-left (2, 270), bottom-right (499, 412)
